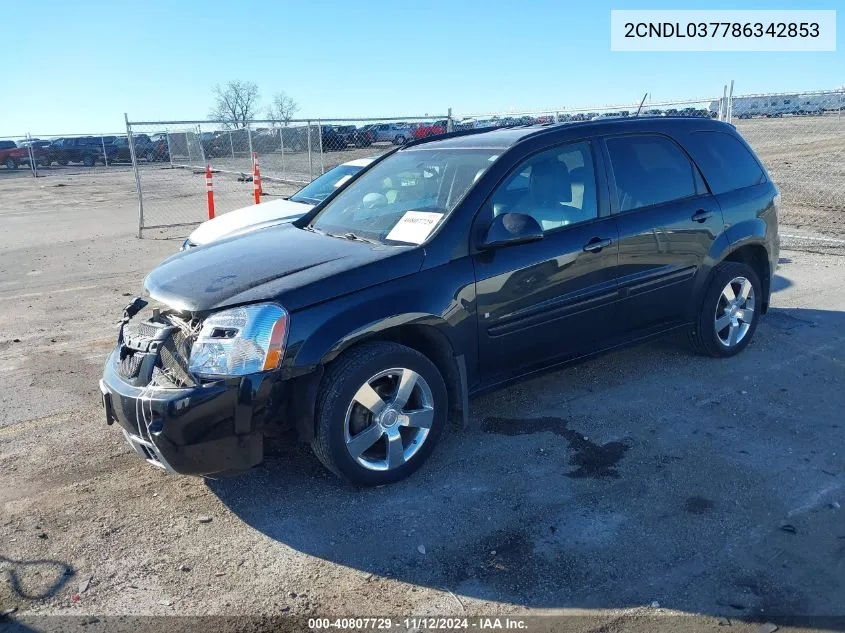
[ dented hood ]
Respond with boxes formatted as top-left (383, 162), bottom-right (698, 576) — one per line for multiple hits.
top-left (144, 223), bottom-right (423, 313)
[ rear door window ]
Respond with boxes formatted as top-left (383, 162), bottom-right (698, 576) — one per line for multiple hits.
top-left (606, 134), bottom-right (698, 211)
top-left (684, 131), bottom-right (766, 194)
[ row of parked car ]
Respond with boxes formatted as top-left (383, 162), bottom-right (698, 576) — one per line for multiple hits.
top-left (2, 108), bottom-right (724, 170)
top-left (202, 121), bottom-right (451, 157)
top-left (0, 134), bottom-right (171, 169)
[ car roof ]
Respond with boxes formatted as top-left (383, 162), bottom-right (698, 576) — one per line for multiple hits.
top-left (404, 116), bottom-right (730, 151)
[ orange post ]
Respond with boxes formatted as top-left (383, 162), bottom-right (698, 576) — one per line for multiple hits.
top-left (205, 163), bottom-right (215, 219)
top-left (252, 152), bottom-right (262, 204)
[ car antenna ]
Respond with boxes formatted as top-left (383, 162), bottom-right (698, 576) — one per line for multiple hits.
top-left (635, 92), bottom-right (649, 117)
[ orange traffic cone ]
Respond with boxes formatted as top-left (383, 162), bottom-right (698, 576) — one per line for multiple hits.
top-left (252, 152), bottom-right (262, 204)
top-left (205, 163), bottom-right (215, 219)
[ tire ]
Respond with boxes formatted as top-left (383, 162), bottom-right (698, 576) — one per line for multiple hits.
top-left (688, 261), bottom-right (762, 358)
top-left (393, 134), bottom-right (406, 145)
top-left (311, 341), bottom-right (448, 486)
top-left (145, 151), bottom-right (155, 162)
top-left (4, 158), bottom-right (17, 170)
top-left (58, 159), bottom-right (69, 166)
top-left (82, 154), bottom-right (95, 167)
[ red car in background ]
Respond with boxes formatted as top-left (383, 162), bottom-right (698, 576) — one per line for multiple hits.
top-left (413, 119), bottom-right (448, 139)
top-left (0, 140), bottom-right (35, 170)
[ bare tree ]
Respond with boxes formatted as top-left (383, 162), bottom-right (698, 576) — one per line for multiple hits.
top-left (209, 80), bottom-right (260, 128)
top-left (267, 91), bottom-right (299, 126)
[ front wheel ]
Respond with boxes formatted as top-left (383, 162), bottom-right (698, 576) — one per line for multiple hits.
top-left (688, 261), bottom-right (762, 358)
top-left (311, 341), bottom-right (448, 485)
top-left (393, 134), bottom-right (406, 145)
top-left (82, 154), bottom-right (95, 167)
top-left (4, 158), bottom-right (17, 170)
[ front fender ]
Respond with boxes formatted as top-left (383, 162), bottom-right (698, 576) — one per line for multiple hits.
top-left (279, 259), bottom-right (477, 442)
top-left (283, 258), bottom-right (477, 379)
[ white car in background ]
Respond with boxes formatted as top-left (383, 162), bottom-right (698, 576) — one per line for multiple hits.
top-left (182, 157), bottom-right (375, 249)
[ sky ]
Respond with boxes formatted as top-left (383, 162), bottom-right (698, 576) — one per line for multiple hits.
top-left (2, 0), bottom-right (842, 135)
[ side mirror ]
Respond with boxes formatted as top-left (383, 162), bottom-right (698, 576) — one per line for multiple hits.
top-left (481, 212), bottom-right (544, 250)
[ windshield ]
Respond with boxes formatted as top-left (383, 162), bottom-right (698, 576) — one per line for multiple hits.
top-left (290, 164), bottom-right (365, 205)
top-left (309, 149), bottom-right (498, 244)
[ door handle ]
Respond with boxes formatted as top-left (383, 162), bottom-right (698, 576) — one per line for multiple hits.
top-left (691, 209), bottom-right (713, 223)
top-left (583, 237), bottom-right (613, 253)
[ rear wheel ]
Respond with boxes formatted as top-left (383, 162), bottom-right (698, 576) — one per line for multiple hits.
top-left (82, 154), bottom-right (95, 167)
top-left (393, 134), bottom-right (406, 145)
top-left (688, 261), bottom-right (762, 358)
top-left (311, 341), bottom-right (448, 486)
top-left (4, 158), bottom-right (17, 170)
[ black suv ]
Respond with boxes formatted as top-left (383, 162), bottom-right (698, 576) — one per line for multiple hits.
top-left (47, 137), bottom-right (107, 167)
top-left (101, 117), bottom-right (779, 485)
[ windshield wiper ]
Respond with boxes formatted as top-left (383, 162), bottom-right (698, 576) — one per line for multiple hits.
top-left (342, 232), bottom-right (380, 245)
top-left (304, 226), bottom-right (380, 245)
top-left (291, 196), bottom-right (321, 205)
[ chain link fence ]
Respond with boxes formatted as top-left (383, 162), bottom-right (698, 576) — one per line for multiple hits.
top-left (125, 116), bottom-right (452, 234)
top-left (4, 87), bottom-right (843, 250)
top-left (0, 132), bottom-right (137, 176)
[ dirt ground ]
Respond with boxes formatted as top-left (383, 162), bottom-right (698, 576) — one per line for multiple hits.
top-left (736, 115), bottom-right (845, 241)
top-left (1, 124), bottom-right (845, 633)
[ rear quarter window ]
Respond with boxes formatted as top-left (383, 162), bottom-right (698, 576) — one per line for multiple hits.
top-left (605, 134), bottom-right (698, 212)
top-left (684, 131), bottom-right (766, 194)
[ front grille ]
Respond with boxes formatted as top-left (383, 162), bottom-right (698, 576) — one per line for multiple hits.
top-left (118, 312), bottom-right (198, 388)
top-left (159, 327), bottom-right (196, 388)
top-left (136, 321), bottom-right (161, 338)
top-left (117, 352), bottom-right (143, 379)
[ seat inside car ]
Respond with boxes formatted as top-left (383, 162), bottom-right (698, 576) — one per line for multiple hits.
top-left (510, 159), bottom-right (586, 231)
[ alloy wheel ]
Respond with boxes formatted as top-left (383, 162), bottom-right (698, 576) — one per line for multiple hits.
top-left (343, 367), bottom-right (434, 471)
top-left (714, 276), bottom-right (755, 347)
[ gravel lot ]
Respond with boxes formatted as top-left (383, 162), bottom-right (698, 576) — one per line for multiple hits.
top-left (1, 132), bottom-right (845, 632)
top-left (736, 115), bottom-right (845, 242)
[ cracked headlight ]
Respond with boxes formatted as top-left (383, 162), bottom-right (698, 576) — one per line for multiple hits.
top-left (188, 303), bottom-right (288, 377)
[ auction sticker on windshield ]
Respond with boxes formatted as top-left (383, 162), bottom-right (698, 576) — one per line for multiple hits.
top-left (386, 211), bottom-right (444, 244)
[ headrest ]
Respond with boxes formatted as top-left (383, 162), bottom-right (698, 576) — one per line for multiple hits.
top-left (529, 159), bottom-right (572, 203)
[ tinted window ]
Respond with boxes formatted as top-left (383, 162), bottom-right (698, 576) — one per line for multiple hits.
top-left (685, 131), bottom-right (765, 194)
top-left (606, 134), bottom-right (697, 211)
top-left (489, 142), bottom-right (598, 232)
top-left (0, 141), bottom-right (17, 150)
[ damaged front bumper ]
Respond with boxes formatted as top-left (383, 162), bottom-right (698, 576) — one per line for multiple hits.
top-left (99, 313), bottom-right (283, 476)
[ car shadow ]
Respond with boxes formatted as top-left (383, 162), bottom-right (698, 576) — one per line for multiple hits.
top-left (771, 274), bottom-right (793, 293)
top-left (0, 555), bottom-right (74, 601)
top-left (208, 307), bottom-right (845, 622)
